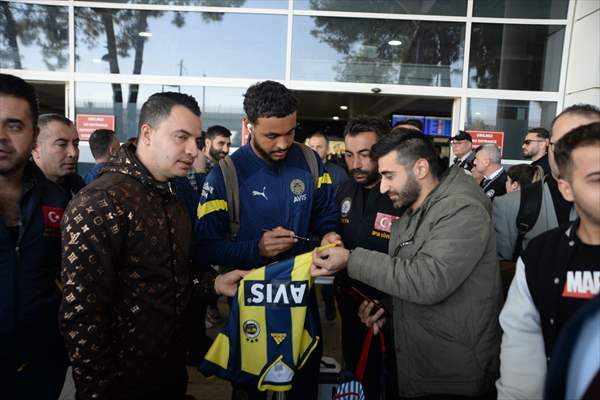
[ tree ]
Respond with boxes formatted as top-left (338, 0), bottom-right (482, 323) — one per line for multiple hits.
top-left (0, 2), bottom-right (69, 71)
top-left (75, 0), bottom-right (245, 137)
top-left (307, 0), bottom-right (463, 87)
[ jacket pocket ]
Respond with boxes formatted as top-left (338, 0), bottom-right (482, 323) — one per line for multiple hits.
top-left (407, 308), bottom-right (477, 381)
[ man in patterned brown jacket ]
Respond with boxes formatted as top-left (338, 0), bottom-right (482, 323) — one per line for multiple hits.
top-left (59, 92), bottom-right (248, 400)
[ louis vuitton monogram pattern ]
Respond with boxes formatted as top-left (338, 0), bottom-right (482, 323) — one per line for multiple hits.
top-left (59, 145), bottom-right (213, 399)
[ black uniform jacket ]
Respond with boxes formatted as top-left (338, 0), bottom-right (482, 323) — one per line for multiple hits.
top-left (335, 179), bottom-right (405, 299)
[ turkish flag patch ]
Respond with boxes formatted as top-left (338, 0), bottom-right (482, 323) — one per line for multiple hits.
top-left (43, 206), bottom-right (64, 229)
top-left (373, 212), bottom-right (399, 233)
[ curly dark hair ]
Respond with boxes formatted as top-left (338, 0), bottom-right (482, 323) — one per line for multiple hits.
top-left (243, 81), bottom-right (298, 123)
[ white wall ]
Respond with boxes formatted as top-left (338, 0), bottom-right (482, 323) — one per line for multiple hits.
top-left (564, 0), bottom-right (600, 107)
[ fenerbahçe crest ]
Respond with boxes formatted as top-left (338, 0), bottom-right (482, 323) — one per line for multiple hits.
top-left (290, 178), bottom-right (307, 203)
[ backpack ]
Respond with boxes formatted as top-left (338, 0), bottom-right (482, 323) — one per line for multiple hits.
top-left (218, 143), bottom-right (320, 240)
top-left (513, 176), bottom-right (545, 261)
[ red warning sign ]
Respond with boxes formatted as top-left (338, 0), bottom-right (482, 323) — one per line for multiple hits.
top-left (76, 114), bottom-right (115, 141)
top-left (467, 130), bottom-right (505, 155)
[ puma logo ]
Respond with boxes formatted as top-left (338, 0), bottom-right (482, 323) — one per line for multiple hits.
top-left (252, 186), bottom-right (268, 200)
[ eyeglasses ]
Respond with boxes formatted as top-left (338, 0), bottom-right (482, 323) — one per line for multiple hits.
top-left (450, 140), bottom-right (469, 145)
top-left (522, 139), bottom-right (546, 145)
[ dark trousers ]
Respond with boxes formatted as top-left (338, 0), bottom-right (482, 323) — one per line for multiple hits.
top-left (187, 298), bottom-right (213, 366)
top-left (121, 366), bottom-right (189, 400)
top-left (336, 289), bottom-right (395, 400)
top-left (320, 284), bottom-right (337, 319)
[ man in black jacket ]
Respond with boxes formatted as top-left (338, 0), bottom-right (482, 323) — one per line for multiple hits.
top-left (32, 113), bottom-right (85, 198)
top-left (473, 143), bottom-right (507, 200)
top-left (522, 127), bottom-right (551, 175)
top-left (331, 116), bottom-right (402, 400)
top-left (450, 130), bottom-right (475, 171)
top-left (496, 121), bottom-right (600, 399)
top-left (0, 74), bottom-right (70, 399)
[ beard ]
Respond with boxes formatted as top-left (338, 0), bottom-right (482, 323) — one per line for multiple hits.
top-left (209, 145), bottom-right (227, 161)
top-left (252, 137), bottom-right (289, 165)
top-left (350, 167), bottom-right (380, 187)
top-left (522, 149), bottom-right (533, 159)
top-left (0, 144), bottom-right (30, 177)
top-left (388, 170), bottom-right (420, 209)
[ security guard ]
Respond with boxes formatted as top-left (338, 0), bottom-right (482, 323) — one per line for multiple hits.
top-left (333, 116), bottom-right (404, 400)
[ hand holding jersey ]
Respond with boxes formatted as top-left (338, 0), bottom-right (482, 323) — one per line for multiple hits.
top-left (201, 244), bottom-right (336, 392)
top-left (215, 269), bottom-right (252, 297)
top-left (320, 231), bottom-right (344, 247)
top-left (311, 244), bottom-right (350, 277)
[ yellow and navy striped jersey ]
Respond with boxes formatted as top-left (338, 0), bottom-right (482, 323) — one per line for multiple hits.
top-left (200, 246), bottom-right (333, 391)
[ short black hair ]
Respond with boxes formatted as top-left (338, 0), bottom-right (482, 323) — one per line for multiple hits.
top-left (552, 104), bottom-right (600, 136)
top-left (394, 118), bottom-right (423, 132)
top-left (0, 73), bottom-right (39, 127)
top-left (308, 131), bottom-right (329, 144)
top-left (243, 81), bottom-right (298, 123)
top-left (344, 115), bottom-right (390, 139)
top-left (554, 122), bottom-right (600, 180)
top-left (527, 127), bottom-right (550, 140)
top-left (371, 131), bottom-right (441, 178)
top-left (38, 114), bottom-right (74, 143)
top-left (197, 131), bottom-right (206, 150)
top-left (89, 129), bottom-right (116, 159)
top-left (138, 91), bottom-right (201, 134)
top-left (391, 126), bottom-right (422, 138)
top-left (38, 113), bottom-right (73, 128)
top-left (205, 125), bottom-right (232, 140)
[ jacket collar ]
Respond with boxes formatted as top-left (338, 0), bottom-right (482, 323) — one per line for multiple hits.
top-left (100, 144), bottom-right (174, 194)
top-left (564, 219), bottom-right (580, 242)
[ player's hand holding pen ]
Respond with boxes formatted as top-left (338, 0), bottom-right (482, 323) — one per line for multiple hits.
top-left (259, 226), bottom-right (305, 258)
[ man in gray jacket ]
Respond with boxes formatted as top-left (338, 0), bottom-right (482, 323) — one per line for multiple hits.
top-left (493, 104), bottom-right (600, 261)
top-left (313, 132), bottom-right (502, 398)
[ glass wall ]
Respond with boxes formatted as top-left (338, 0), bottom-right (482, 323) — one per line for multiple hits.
top-left (469, 24), bottom-right (564, 91)
top-left (292, 17), bottom-right (464, 86)
top-left (473, 0), bottom-right (569, 19)
top-left (1, 0), bottom-right (572, 161)
top-left (76, 82), bottom-right (245, 144)
top-left (0, 2), bottom-right (69, 71)
top-left (294, 0), bottom-right (468, 15)
top-left (73, 1), bottom-right (289, 9)
top-left (75, 8), bottom-right (287, 79)
top-left (465, 98), bottom-right (557, 159)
